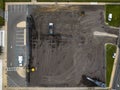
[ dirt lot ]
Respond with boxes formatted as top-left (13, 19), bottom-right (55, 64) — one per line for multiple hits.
top-left (28, 5), bottom-right (118, 87)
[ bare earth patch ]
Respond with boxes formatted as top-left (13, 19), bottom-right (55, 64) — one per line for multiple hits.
top-left (28, 5), bottom-right (118, 87)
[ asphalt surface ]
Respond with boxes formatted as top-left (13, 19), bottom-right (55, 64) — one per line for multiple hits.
top-left (28, 5), bottom-right (118, 87)
top-left (7, 5), bottom-right (28, 87)
top-left (7, 5), bottom-right (28, 67)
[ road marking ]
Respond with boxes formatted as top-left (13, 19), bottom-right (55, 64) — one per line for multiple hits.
top-left (16, 40), bottom-right (24, 43)
top-left (16, 36), bottom-right (24, 39)
top-left (12, 6), bottom-right (14, 12)
top-left (16, 32), bottom-right (24, 35)
top-left (16, 30), bottom-right (24, 32)
top-left (9, 5), bottom-right (27, 13)
top-left (19, 5), bottom-right (21, 11)
top-left (16, 5), bottom-right (19, 12)
top-left (16, 44), bottom-right (24, 46)
top-left (13, 5), bottom-right (15, 12)
top-left (16, 35), bottom-right (24, 37)
top-left (16, 41), bottom-right (24, 44)
top-left (22, 5), bottom-right (25, 12)
top-left (7, 67), bottom-right (18, 71)
top-left (24, 29), bottom-right (26, 45)
top-left (16, 26), bottom-right (26, 46)
top-left (10, 6), bottom-right (12, 12)
top-left (7, 76), bottom-right (18, 86)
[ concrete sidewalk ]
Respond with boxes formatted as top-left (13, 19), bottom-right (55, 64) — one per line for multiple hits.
top-left (5, 2), bottom-right (120, 5)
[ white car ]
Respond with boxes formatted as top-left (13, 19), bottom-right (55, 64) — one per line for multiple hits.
top-left (112, 53), bottom-right (116, 59)
top-left (108, 13), bottom-right (112, 21)
top-left (49, 23), bottom-right (54, 35)
top-left (18, 56), bottom-right (23, 66)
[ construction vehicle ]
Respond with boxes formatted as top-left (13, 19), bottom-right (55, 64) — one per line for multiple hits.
top-left (27, 67), bottom-right (36, 72)
top-left (86, 76), bottom-right (106, 88)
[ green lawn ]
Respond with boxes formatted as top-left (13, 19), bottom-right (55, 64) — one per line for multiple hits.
top-left (0, 0), bottom-right (31, 9)
top-left (106, 5), bottom-right (120, 27)
top-left (106, 44), bottom-right (117, 87)
top-left (0, 16), bottom-right (4, 26)
top-left (5, 0), bottom-right (31, 2)
top-left (37, 0), bottom-right (120, 2)
top-left (0, 1), bottom-right (4, 9)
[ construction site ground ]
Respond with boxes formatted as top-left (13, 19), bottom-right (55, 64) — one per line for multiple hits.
top-left (28, 5), bottom-right (118, 87)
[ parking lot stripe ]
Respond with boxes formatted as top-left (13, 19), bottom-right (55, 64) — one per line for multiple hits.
top-left (16, 36), bottom-right (24, 38)
top-left (7, 67), bottom-right (18, 71)
top-left (16, 34), bottom-right (24, 37)
top-left (13, 5), bottom-right (15, 12)
top-left (16, 40), bottom-right (24, 42)
top-left (16, 30), bottom-right (24, 32)
top-left (16, 33), bottom-right (24, 35)
top-left (16, 45), bottom-right (24, 46)
top-left (10, 6), bottom-right (13, 12)
top-left (24, 29), bottom-right (26, 45)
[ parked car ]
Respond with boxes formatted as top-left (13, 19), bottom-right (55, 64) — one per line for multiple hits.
top-left (18, 56), bottom-right (23, 66)
top-left (48, 23), bottom-right (54, 35)
top-left (108, 13), bottom-right (112, 21)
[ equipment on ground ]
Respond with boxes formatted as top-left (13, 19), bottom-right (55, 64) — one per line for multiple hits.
top-left (27, 67), bottom-right (36, 72)
top-left (86, 76), bottom-right (106, 87)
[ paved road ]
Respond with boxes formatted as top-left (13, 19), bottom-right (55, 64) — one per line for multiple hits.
top-left (112, 29), bottom-right (120, 90)
top-left (7, 4), bottom-right (28, 87)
